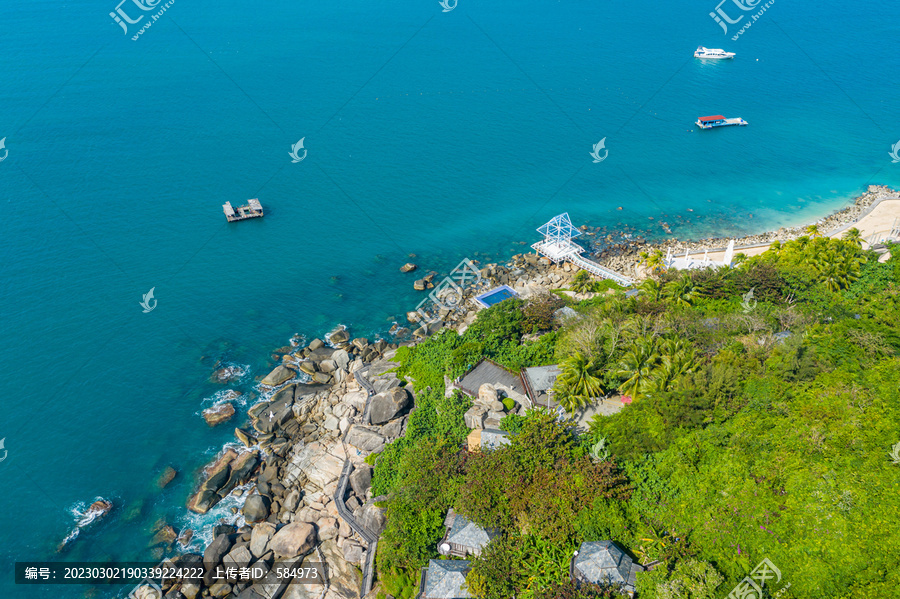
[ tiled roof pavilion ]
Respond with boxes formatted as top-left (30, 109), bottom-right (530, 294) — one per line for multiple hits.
top-left (421, 559), bottom-right (471, 599)
top-left (571, 541), bottom-right (643, 594)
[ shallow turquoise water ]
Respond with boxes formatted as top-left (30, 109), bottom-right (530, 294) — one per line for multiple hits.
top-left (1, 0), bottom-right (899, 596)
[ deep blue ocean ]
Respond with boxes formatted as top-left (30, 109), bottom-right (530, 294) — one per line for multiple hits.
top-left (1, 0), bottom-right (899, 596)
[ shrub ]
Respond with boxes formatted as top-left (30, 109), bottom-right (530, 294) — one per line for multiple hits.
top-left (502, 397), bottom-right (515, 411)
top-left (523, 293), bottom-right (566, 333)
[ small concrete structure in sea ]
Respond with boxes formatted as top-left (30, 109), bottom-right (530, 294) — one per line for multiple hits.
top-left (223, 198), bottom-right (263, 222)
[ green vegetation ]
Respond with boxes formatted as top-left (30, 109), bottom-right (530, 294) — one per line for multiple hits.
top-left (374, 239), bottom-right (900, 598)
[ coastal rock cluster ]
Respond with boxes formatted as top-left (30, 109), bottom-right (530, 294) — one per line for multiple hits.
top-left (163, 338), bottom-right (411, 599)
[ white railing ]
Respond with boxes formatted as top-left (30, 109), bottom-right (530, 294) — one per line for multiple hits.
top-left (569, 254), bottom-right (634, 287)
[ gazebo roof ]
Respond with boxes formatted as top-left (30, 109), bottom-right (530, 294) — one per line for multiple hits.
top-left (446, 513), bottom-right (497, 550)
top-left (572, 541), bottom-right (642, 592)
top-left (537, 213), bottom-right (582, 244)
top-left (423, 560), bottom-right (471, 599)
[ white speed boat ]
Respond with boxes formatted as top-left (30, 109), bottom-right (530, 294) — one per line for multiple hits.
top-left (694, 46), bottom-right (735, 59)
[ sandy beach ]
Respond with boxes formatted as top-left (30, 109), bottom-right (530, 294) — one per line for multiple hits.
top-left (592, 185), bottom-right (900, 276)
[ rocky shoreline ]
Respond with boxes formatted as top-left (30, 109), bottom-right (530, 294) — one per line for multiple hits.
top-left (128, 183), bottom-right (898, 599)
top-left (129, 330), bottom-right (420, 599)
top-left (582, 185), bottom-right (897, 279)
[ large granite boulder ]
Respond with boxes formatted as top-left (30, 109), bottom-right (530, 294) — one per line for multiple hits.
top-left (333, 349), bottom-right (351, 372)
top-left (348, 464), bottom-right (372, 497)
top-left (249, 522), bottom-right (276, 558)
top-left (357, 500), bottom-right (387, 536)
top-left (464, 406), bottom-right (487, 429)
top-left (478, 383), bottom-right (499, 404)
top-left (188, 449), bottom-right (237, 514)
top-left (368, 387), bottom-right (410, 425)
top-left (345, 426), bottom-right (386, 454)
top-left (261, 365), bottom-right (294, 387)
top-left (341, 389), bottom-right (368, 412)
top-left (242, 494), bottom-right (270, 523)
top-left (254, 389), bottom-right (295, 434)
top-left (283, 539), bottom-right (359, 599)
top-left (203, 534), bottom-right (232, 584)
top-left (223, 545), bottom-right (252, 569)
top-left (268, 522), bottom-right (316, 559)
top-left (284, 442), bottom-right (344, 490)
top-left (220, 450), bottom-right (259, 495)
top-left (316, 517), bottom-right (339, 541)
top-left (343, 542), bottom-right (365, 565)
top-left (328, 328), bottom-right (350, 345)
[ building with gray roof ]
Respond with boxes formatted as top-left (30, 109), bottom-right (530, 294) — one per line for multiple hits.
top-left (521, 364), bottom-right (561, 408)
top-left (454, 359), bottom-right (528, 404)
top-left (438, 509), bottom-right (498, 557)
top-left (570, 541), bottom-right (643, 595)
top-left (418, 559), bottom-right (471, 599)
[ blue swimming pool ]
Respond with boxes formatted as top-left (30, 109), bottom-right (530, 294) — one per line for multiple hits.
top-left (474, 285), bottom-right (519, 308)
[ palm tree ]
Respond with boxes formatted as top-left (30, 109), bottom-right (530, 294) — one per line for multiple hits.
top-left (554, 352), bottom-right (603, 412)
top-left (639, 249), bottom-right (665, 274)
top-left (842, 227), bottom-right (863, 248)
top-left (768, 240), bottom-right (783, 255)
top-left (649, 338), bottom-right (698, 393)
top-left (664, 273), bottom-right (697, 307)
top-left (815, 247), bottom-right (864, 291)
top-left (570, 270), bottom-right (595, 294)
top-left (617, 337), bottom-right (659, 401)
top-left (639, 278), bottom-right (664, 302)
top-left (805, 224), bottom-right (822, 238)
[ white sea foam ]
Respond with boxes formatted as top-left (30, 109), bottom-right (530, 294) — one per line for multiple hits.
top-left (176, 481), bottom-right (254, 552)
top-left (201, 388), bottom-right (247, 407)
top-left (254, 372), bottom-right (310, 401)
top-left (59, 496), bottom-right (114, 549)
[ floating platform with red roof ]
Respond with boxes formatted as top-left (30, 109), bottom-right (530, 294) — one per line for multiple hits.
top-left (696, 115), bottom-right (748, 129)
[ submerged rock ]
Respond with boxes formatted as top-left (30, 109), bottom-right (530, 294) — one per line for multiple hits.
top-left (156, 466), bottom-right (177, 489)
top-left (202, 402), bottom-right (235, 427)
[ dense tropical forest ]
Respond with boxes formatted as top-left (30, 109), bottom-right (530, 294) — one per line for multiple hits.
top-left (371, 232), bottom-right (900, 599)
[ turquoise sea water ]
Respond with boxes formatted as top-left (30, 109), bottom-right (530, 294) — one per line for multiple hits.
top-left (1, 0), bottom-right (899, 596)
